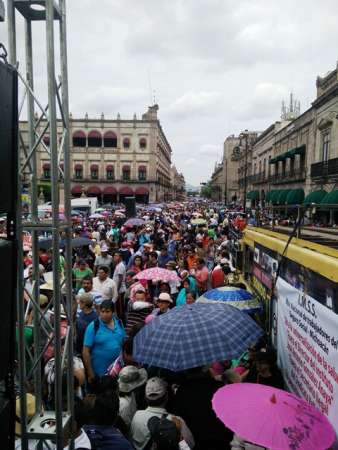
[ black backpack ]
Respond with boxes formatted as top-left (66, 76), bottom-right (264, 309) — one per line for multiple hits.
top-left (146, 414), bottom-right (180, 450)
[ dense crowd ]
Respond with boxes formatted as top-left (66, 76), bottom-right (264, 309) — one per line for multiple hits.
top-left (16, 202), bottom-right (334, 450)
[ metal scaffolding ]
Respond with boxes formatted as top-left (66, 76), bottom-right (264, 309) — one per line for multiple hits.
top-left (7, 1), bottom-right (74, 448)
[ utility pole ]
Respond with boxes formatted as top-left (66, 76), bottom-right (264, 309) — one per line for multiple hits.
top-left (240, 130), bottom-right (249, 213)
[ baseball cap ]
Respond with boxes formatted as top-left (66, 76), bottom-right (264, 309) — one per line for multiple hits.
top-left (158, 292), bottom-right (173, 304)
top-left (145, 377), bottom-right (168, 400)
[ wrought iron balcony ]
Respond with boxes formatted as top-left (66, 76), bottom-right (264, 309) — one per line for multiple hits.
top-left (270, 168), bottom-right (306, 184)
top-left (311, 157), bottom-right (338, 179)
top-left (252, 173), bottom-right (268, 184)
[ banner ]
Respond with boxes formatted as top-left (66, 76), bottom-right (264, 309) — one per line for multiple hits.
top-left (277, 277), bottom-right (338, 433)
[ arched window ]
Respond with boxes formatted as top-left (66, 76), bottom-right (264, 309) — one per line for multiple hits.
top-left (88, 130), bottom-right (102, 147)
top-left (73, 130), bottom-right (86, 147)
top-left (138, 165), bottom-right (147, 181)
top-left (106, 165), bottom-right (114, 180)
top-left (74, 164), bottom-right (83, 180)
top-left (122, 165), bottom-right (131, 181)
top-left (90, 164), bottom-right (99, 180)
top-left (104, 131), bottom-right (117, 148)
top-left (139, 137), bottom-right (147, 149)
top-left (42, 163), bottom-right (50, 179)
top-left (123, 137), bottom-right (130, 149)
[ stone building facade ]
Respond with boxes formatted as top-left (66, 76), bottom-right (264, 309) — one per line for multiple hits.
top-left (213, 61), bottom-right (338, 214)
top-left (20, 105), bottom-right (174, 204)
top-left (170, 165), bottom-right (186, 201)
top-left (210, 162), bottom-right (225, 201)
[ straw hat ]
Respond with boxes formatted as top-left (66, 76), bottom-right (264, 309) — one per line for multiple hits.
top-left (15, 394), bottom-right (36, 435)
top-left (118, 366), bottom-right (148, 393)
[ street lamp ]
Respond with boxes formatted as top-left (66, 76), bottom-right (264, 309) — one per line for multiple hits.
top-left (239, 129), bottom-right (249, 213)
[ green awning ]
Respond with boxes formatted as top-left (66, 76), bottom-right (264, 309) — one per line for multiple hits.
top-left (266, 191), bottom-right (272, 202)
top-left (247, 191), bottom-right (259, 200)
top-left (320, 190), bottom-right (338, 204)
top-left (276, 154), bottom-right (287, 162)
top-left (271, 190), bottom-right (282, 204)
top-left (277, 190), bottom-right (291, 205)
top-left (303, 190), bottom-right (327, 205)
top-left (286, 144), bottom-right (306, 158)
top-left (269, 158), bottom-right (277, 164)
top-left (285, 189), bottom-right (305, 205)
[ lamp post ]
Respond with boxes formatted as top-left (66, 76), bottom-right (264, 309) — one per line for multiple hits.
top-left (240, 130), bottom-right (249, 213)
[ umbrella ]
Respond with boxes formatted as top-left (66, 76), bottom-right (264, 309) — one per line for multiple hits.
top-left (89, 213), bottom-right (104, 219)
top-left (95, 208), bottom-right (105, 213)
top-left (212, 383), bottom-right (335, 450)
top-left (70, 237), bottom-right (92, 248)
top-left (125, 218), bottom-right (145, 227)
top-left (197, 286), bottom-right (262, 314)
top-left (135, 267), bottom-right (181, 282)
top-left (191, 218), bottom-right (207, 226)
top-left (133, 303), bottom-right (263, 371)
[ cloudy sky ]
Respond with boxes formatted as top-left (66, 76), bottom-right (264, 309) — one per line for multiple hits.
top-left (1, 0), bottom-right (338, 185)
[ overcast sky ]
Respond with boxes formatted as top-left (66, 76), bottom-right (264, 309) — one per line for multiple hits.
top-left (1, 0), bottom-right (338, 185)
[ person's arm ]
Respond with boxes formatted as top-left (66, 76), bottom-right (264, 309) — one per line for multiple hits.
top-left (82, 324), bottom-right (95, 381)
top-left (82, 346), bottom-right (95, 382)
top-left (111, 280), bottom-right (118, 303)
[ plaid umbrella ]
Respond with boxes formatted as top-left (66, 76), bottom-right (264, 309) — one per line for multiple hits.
top-left (197, 287), bottom-right (262, 314)
top-left (133, 303), bottom-right (263, 371)
top-left (191, 218), bottom-right (207, 225)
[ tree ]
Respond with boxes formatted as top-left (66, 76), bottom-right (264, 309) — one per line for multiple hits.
top-left (201, 182), bottom-right (212, 198)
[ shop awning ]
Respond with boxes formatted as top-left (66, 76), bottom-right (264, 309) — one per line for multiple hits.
top-left (42, 163), bottom-right (50, 169)
top-left (285, 144), bottom-right (306, 158)
top-left (74, 164), bottom-right (83, 170)
top-left (71, 185), bottom-right (83, 195)
top-left (106, 165), bottom-right (114, 171)
top-left (87, 186), bottom-right (101, 195)
top-left (276, 154), bottom-right (287, 162)
top-left (138, 165), bottom-right (147, 171)
top-left (270, 190), bottom-right (282, 204)
top-left (103, 186), bottom-right (117, 195)
top-left (135, 187), bottom-right (149, 195)
top-left (303, 190), bottom-right (327, 205)
top-left (277, 189), bottom-right (291, 205)
top-left (90, 164), bottom-right (99, 170)
top-left (122, 165), bottom-right (130, 171)
top-left (119, 186), bottom-right (133, 195)
top-left (265, 191), bottom-right (273, 202)
top-left (320, 190), bottom-right (338, 204)
top-left (285, 189), bottom-right (305, 205)
top-left (269, 158), bottom-right (277, 164)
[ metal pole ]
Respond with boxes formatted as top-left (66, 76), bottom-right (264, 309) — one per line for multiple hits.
top-left (6, 0), bottom-right (16, 64)
top-left (45, 1), bottom-right (63, 448)
top-left (243, 133), bottom-right (248, 213)
top-left (25, 16), bottom-right (43, 414)
top-left (59, 0), bottom-right (74, 430)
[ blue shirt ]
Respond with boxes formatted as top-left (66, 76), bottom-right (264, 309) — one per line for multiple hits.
top-left (84, 425), bottom-right (133, 450)
top-left (84, 317), bottom-right (125, 376)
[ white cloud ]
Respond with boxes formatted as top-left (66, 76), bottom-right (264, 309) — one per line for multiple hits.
top-left (165, 91), bottom-right (221, 119)
top-left (1, 0), bottom-right (338, 184)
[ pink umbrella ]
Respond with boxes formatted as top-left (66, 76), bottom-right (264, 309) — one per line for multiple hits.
top-left (212, 383), bottom-right (335, 450)
top-left (135, 268), bottom-right (181, 283)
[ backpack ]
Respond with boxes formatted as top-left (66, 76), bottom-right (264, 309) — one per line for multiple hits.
top-left (84, 425), bottom-right (132, 450)
top-left (146, 414), bottom-right (180, 450)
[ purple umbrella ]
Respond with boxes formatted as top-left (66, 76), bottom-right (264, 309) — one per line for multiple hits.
top-left (125, 218), bottom-right (145, 227)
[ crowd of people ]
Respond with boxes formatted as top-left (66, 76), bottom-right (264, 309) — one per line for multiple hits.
top-left (18, 201), bottom-right (291, 450)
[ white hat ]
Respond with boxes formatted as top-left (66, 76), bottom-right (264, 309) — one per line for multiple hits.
top-left (118, 366), bottom-right (148, 393)
top-left (220, 258), bottom-right (229, 265)
top-left (101, 244), bottom-right (108, 252)
top-left (158, 292), bottom-right (173, 304)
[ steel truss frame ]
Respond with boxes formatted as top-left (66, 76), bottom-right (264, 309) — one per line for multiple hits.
top-left (7, 1), bottom-right (74, 449)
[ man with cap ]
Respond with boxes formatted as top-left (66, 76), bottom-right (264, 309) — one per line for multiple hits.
top-left (93, 244), bottom-right (113, 276)
top-left (118, 366), bottom-right (148, 428)
top-left (75, 293), bottom-right (97, 354)
top-left (130, 377), bottom-right (195, 450)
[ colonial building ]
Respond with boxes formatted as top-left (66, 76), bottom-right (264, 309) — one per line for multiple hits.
top-left (215, 61), bottom-right (338, 219)
top-left (210, 162), bottom-right (225, 201)
top-left (20, 105), bottom-right (174, 204)
top-left (170, 165), bottom-right (186, 201)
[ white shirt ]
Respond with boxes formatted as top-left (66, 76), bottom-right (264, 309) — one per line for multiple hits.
top-left (93, 276), bottom-right (117, 302)
top-left (113, 261), bottom-right (126, 294)
top-left (119, 392), bottom-right (137, 428)
top-left (130, 406), bottom-right (195, 450)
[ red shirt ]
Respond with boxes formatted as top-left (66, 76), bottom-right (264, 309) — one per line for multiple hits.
top-left (195, 266), bottom-right (209, 292)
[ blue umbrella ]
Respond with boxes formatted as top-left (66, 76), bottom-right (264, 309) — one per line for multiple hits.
top-left (133, 303), bottom-right (263, 372)
top-left (197, 287), bottom-right (262, 314)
